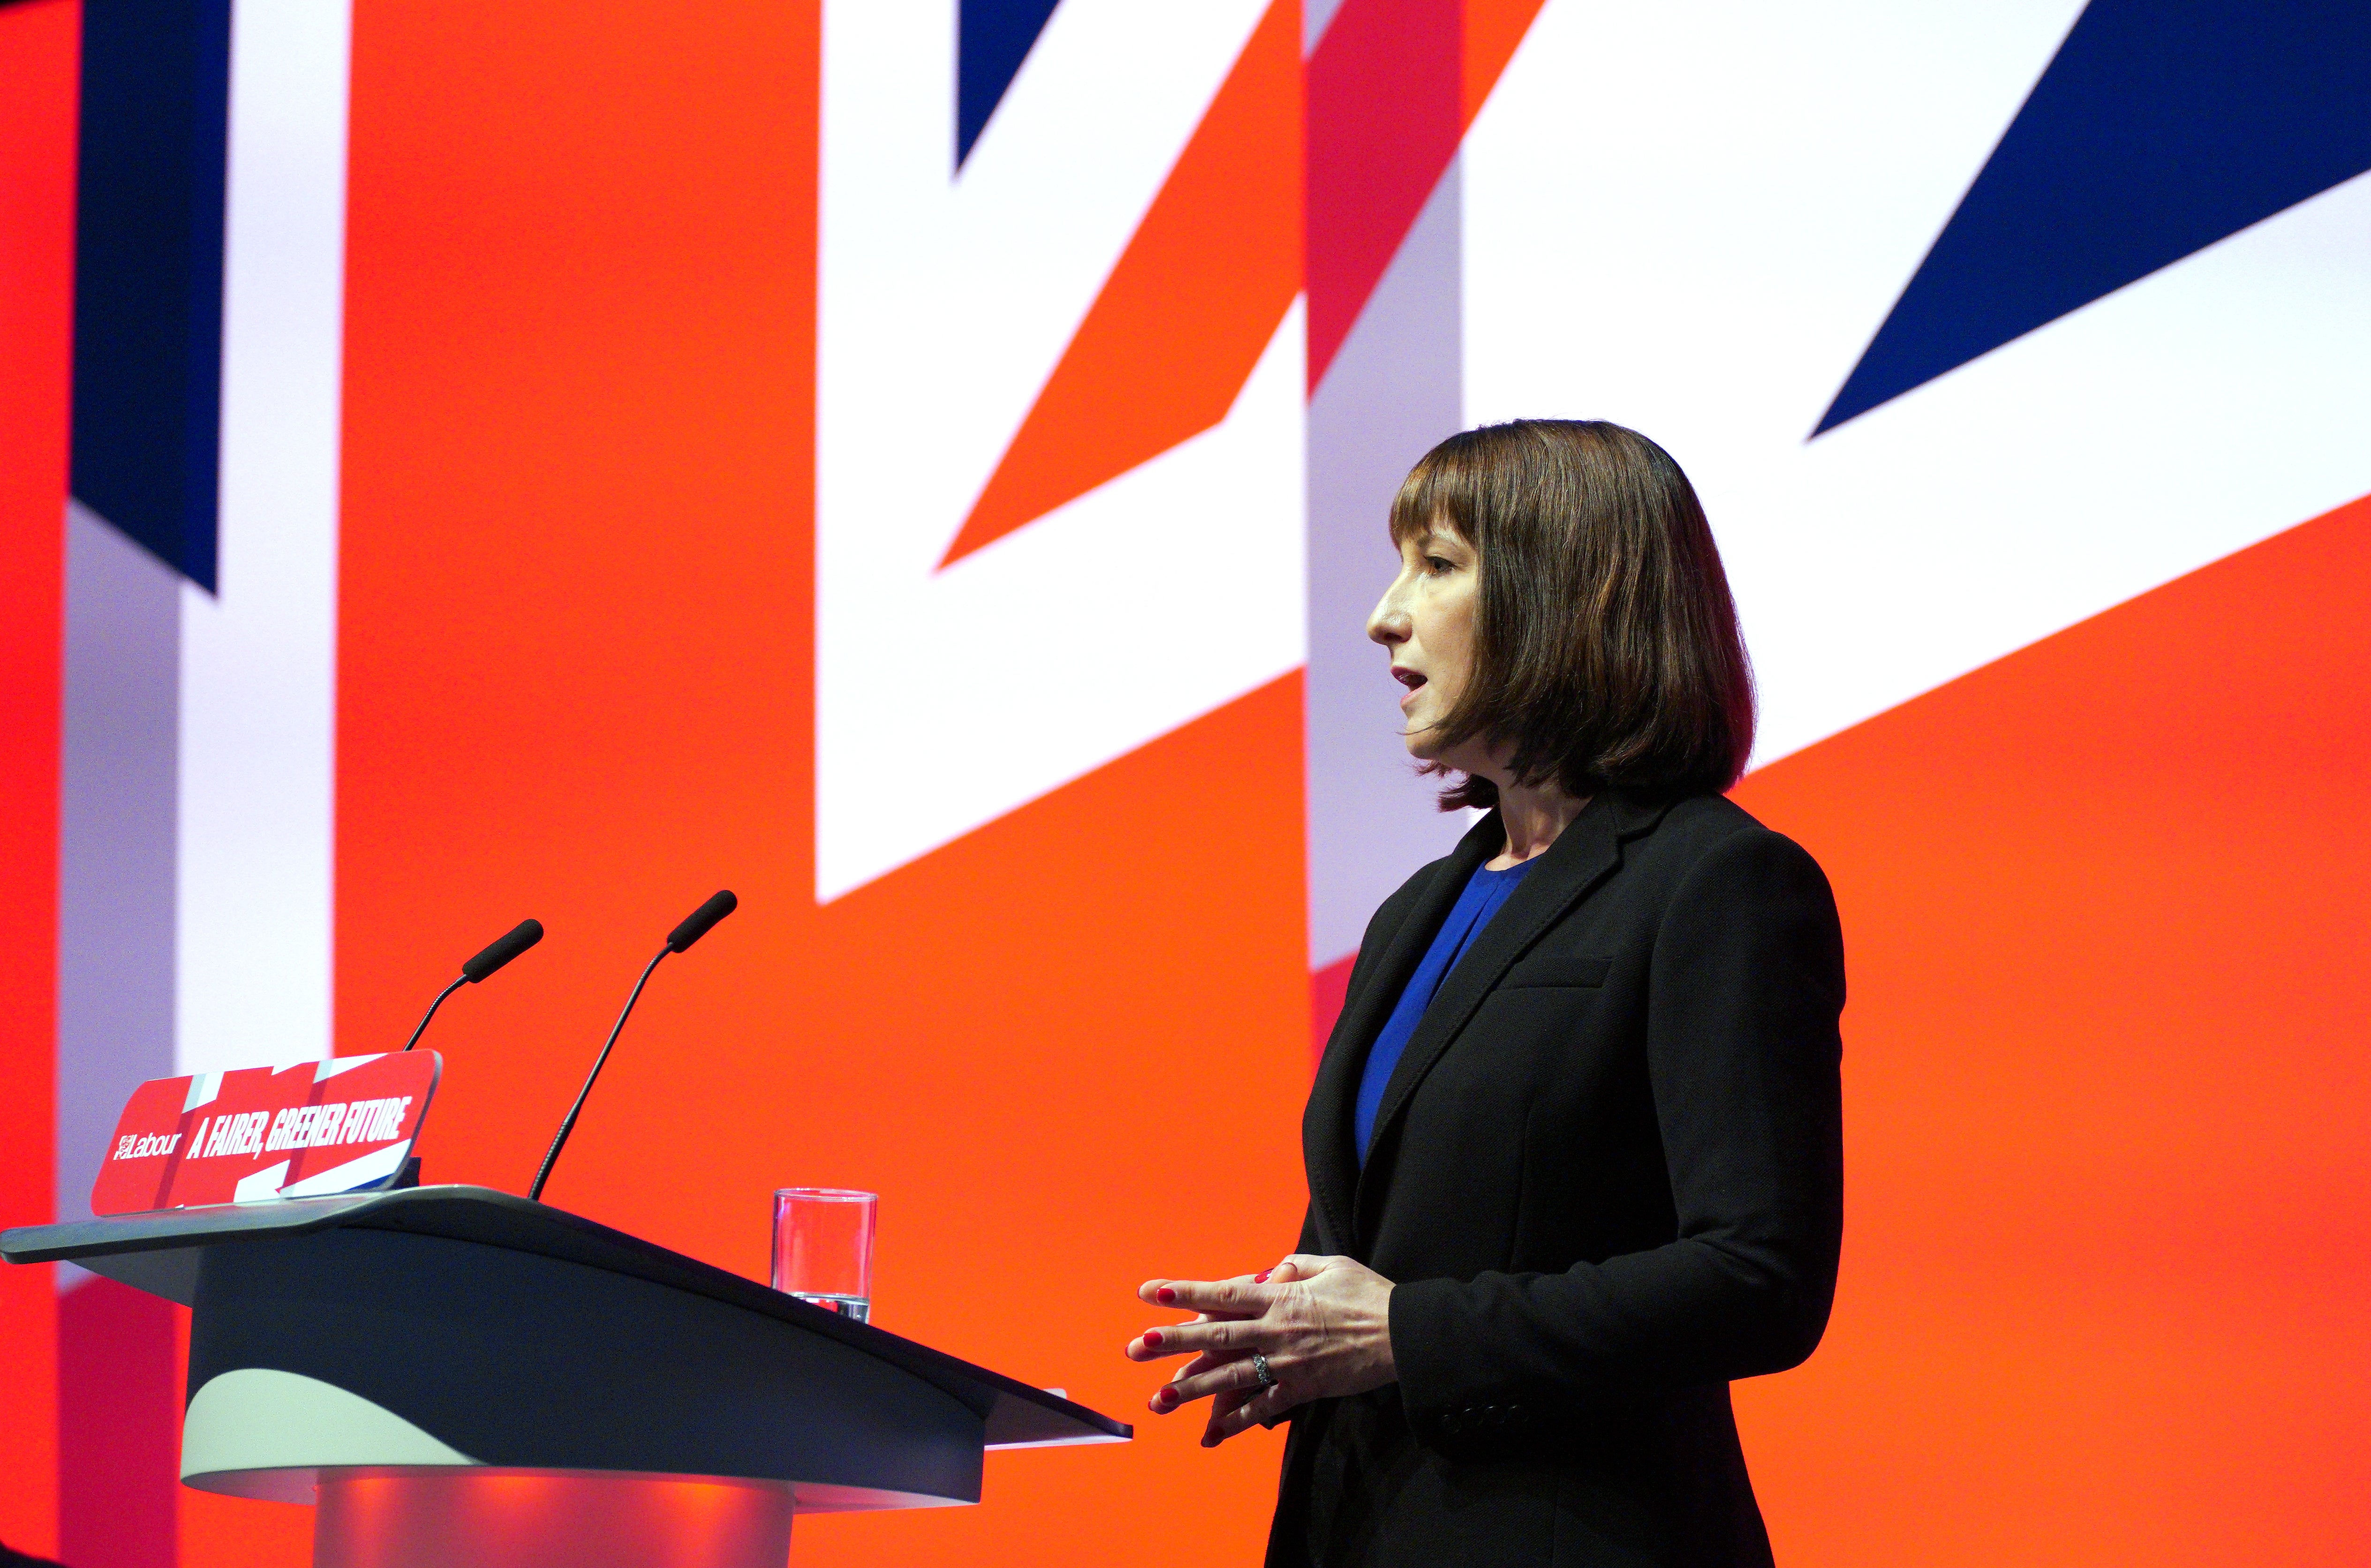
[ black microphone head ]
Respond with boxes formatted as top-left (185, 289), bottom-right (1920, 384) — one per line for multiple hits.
top-left (462, 919), bottom-right (545, 982)
top-left (666, 890), bottom-right (738, 953)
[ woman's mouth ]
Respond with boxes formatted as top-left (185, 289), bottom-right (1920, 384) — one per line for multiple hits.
top-left (1392, 667), bottom-right (1426, 709)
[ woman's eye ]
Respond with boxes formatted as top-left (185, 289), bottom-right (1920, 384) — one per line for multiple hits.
top-left (1426, 556), bottom-right (1454, 574)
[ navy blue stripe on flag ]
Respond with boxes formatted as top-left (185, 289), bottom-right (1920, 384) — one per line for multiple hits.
top-left (1815, 0), bottom-right (2371, 437)
top-left (958, 0), bottom-right (1061, 171)
top-left (71, 0), bottom-right (234, 592)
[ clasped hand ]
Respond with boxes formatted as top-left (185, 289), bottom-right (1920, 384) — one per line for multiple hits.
top-left (1125, 1254), bottom-right (1397, 1447)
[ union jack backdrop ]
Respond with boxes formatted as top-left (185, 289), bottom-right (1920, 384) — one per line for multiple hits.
top-left (0, 0), bottom-right (2366, 1564)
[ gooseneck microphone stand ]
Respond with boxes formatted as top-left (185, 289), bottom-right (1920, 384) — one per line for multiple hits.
top-left (404, 919), bottom-right (547, 1051)
top-left (400, 975), bottom-right (471, 1054)
top-left (528, 947), bottom-right (668, 1202)
top-left (528, 890), bottom-right (736, 1203)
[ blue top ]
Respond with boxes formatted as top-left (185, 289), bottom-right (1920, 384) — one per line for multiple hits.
top-left (1353, 859), bottom-right (1538, 1162)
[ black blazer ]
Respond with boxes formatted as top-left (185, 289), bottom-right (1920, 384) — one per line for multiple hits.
top-left (1270, 792), bottom-right (1844, 1568)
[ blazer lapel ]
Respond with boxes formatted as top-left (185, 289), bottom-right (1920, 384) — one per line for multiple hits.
top-left (1351, 793), bottom-right (1671, 1241)
top-left (1303, 814), bottom-right (1500, 1255)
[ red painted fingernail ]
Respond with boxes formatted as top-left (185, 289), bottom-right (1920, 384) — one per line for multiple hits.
top-left (1155, 1387), bottom-right (1177, 1407)
top-left (1155, 1287), bottom-right (1177, 1304)
top-left (1253, 1270), bottom-right (1271, 1283)
top-left (1143, 1329), bottom-right (1164, 1348)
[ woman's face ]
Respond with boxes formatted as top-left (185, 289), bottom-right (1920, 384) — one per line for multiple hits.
top-left (1367, 519), bottom-right (1483, 767)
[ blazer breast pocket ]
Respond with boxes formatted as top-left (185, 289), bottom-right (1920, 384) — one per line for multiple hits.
top-left (1498, 953), bottom-right (1613, 989)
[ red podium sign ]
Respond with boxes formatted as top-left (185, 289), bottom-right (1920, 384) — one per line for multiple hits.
top-left (92, 1053), bottom-right (441, 1215)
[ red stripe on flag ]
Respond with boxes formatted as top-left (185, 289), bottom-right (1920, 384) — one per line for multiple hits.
top-left (939, 0), bottom-right (1303, 570)
top-left (0, 0), bottom-right (74, 1556)
top-left (1463, 0), bottom-right (1549, 128)
top-left (946, 0), bottom-right (1552, 566)
top-left (1306, 0), bottom-right (1462, 391)
top-left (59, 1281), bottom-right (179, 1568)
top-left (1306, 0), bottom-right (1548, 391)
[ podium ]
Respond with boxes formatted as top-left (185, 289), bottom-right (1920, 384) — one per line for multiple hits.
top-left (1, 1185), bottom-right (1129, 1568)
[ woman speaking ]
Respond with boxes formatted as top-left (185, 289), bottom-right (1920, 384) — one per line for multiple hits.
top-left (1127, 421), bottom-right (1844, 1567)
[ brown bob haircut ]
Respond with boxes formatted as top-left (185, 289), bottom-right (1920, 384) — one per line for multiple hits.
top-left (1389, 419), bottom-right (1755, 810)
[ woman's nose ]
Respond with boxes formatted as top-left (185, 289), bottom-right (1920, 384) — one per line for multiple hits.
top-left (1367, 588), bottom-right (1409, 647)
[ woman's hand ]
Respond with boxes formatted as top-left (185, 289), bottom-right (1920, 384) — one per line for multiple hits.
top-left (1125, 1261), bottom-right (1293, 1445)
top-left (1125, 1254), bottom-right (1397, 1447)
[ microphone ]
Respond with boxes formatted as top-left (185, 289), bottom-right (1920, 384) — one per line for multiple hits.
top-left (463, 919), bottom-right (546, 983)
top-left (668, 889), bottom-right (738, 952)
top-left (528, 891), bottom-right (738, 1203)
top-left (401, 919), bottom-right (546, 1052)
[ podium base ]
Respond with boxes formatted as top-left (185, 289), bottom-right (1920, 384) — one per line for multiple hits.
top-left (313, 1470), bottom-right (793, 1568)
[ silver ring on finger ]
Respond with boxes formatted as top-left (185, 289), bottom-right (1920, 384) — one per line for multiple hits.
top-left (1252, 1351), bottom-right (1276, 1389)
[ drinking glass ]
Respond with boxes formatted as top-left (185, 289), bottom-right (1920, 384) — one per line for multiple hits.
top-left (771, 1188), bottom-right (876, 1322)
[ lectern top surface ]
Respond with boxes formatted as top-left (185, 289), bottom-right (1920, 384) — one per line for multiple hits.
top-left (1, 1184), bottom-right (1128, 1450)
